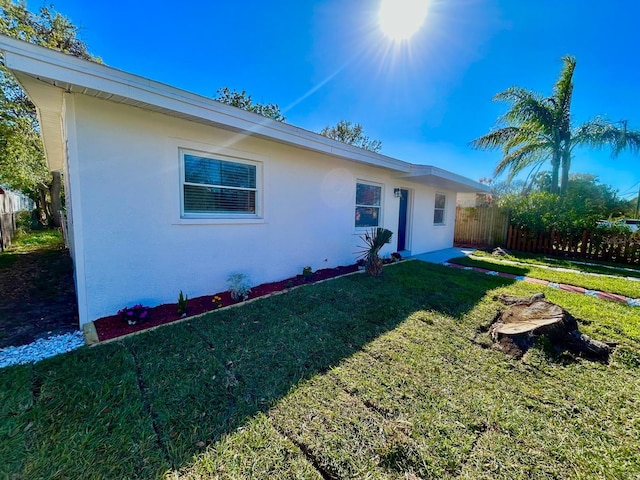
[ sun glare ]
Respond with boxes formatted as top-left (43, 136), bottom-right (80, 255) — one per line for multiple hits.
top-left (378, 0), bottom-right (429, 41)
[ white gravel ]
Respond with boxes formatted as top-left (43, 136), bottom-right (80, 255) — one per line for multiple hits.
top-left (0, 331), bottom-right (85, 369)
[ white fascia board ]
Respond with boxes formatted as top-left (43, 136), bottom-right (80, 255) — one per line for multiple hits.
top-left (0, 35), bottom-right (411, 174)
top-left (397, 165), bottom-right (490, 193)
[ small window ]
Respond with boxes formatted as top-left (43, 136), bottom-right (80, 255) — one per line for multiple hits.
top-left (355, 182), bottom-right (382, 228)
top-left (181, 150), bottom-right (259, 217)
top-left (434, 193), bottom-right (446, 225)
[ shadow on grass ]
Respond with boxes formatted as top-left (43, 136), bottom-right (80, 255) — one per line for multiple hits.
top-left (0, 260), bottom-right (515, 478)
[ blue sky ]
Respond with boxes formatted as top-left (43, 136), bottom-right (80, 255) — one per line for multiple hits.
top-left (34, 0), bottom-right (640, 199)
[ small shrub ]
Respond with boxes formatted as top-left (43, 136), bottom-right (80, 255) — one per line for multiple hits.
top-left (177, 290), bottom-right (188, 316)
top-left (227, 273), bottom-right (251, 302)
top-left (14, 210), bottom-right (38, 235)
top-left (117, 304), bottom-right (149, 325)
top-left (302, 266), bottom-right (313, 279)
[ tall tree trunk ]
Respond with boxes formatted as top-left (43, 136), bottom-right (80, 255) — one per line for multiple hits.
top-left (550, 152), bottom-right (560, 194)
top-left (36, 186), bottom-right (51, 226)
top-left (49, 171), bottom-right (62, 228)
top-left (560, 150), bottom-right (571, 196)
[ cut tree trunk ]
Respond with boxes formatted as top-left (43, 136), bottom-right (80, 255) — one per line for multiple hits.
top-left (490, 293), bottom-right (614, 361)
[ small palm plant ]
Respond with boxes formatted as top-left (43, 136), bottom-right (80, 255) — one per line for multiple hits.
top-left (227, 273), bottom-right (252, 302)
top-left (356, 227), bottom-right (393, 276)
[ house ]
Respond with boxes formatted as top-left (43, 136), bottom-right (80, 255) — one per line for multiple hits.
top-left (0, 35), bottom-right (489, 327)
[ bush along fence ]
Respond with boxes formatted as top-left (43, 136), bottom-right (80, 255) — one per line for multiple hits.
top-left (506, 226), bottom-right (640, 265)
top-left (454, 205), bottom-right (510, 248)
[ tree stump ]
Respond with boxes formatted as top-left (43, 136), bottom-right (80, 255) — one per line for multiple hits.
top-left (489, 293), bottom-right (614, 361)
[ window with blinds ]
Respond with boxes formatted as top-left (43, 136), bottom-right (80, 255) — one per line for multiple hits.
top-left (181, 151), bottom-right (259, 217)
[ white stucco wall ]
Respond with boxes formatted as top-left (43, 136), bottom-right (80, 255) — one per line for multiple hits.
top-left (456, 192), bottom-right (477, 208)
top-left (65, 95), bottom-right (457, 325)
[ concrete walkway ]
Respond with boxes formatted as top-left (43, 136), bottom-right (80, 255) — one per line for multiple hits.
top-left (412, 247), bottom-right (640, 307)
top-left (412, 247), bottom-right (475, 264)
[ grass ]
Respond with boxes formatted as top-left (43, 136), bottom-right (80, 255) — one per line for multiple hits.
top-left (0, 229), bottom-right (64, 269)
top-left (471, 249), bottom-right (640, 279)
top-left (449, 254), bottom-right (640, 300)
top-left (7, 228), bottom-right (64, 251)
top-left (1, 261), bottom-right (639, 479)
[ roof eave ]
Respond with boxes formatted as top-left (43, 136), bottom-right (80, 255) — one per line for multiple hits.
top-left (396, 165), bottom-right (490, 193)
top-left (0, 35), bottom-right (488, 194)
top-left (0, 35), bottom-right (411, 174)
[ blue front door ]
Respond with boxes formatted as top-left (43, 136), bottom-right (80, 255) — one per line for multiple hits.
top-left (397, 189), bottom-right (408, 251)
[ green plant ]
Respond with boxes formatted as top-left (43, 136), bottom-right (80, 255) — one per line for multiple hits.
top-left (14, 210), bottom-right (37, 235)
top-left (177, 290), bottom-right (188, 316)
top-left (227, 273), bottom-right (252, 302)
top-left (302, 266), bottom-right (313, 279)
top-left (356, 227), bottom-right (393, 276)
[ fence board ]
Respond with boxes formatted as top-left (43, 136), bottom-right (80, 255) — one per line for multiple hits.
top-left (454, 206), bottom-right (509, 248)
top-left (0, 194), bottom-right (16, 251)
top-left (506, 227), bottom-right (640, 265)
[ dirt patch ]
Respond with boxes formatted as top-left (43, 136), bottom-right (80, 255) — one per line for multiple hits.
top-left (94, 264), bottom-right (360, 342)
top-left (0, 246), bottom-right (79, 348)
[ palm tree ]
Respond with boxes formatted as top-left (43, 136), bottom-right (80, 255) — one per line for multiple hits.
top-left (472, 56), bottom-right (640, 195)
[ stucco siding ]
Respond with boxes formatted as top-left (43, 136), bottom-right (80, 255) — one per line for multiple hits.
top-left (69, 95), bottom-right (455, 324)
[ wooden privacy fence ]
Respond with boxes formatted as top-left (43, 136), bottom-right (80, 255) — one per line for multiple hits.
top-left (454, 206), bottom-right (510, 248)
top-left (506, 226), bottom-right (640, 265)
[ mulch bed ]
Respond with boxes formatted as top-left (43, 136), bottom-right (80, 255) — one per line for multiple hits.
top-left (94, 264), bottom-right (360, 342)
top-left (0, 248), bottom-right (79, 349)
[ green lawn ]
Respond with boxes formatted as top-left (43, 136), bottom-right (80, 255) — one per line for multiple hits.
top-left (470, 249), bottom-right (640, 279)
top-left (1, 261), bottom-right (639, 479)
top-left (449, 254), bottom-right (640, 300)
top-left (0, 229), bottom-right (64, 269)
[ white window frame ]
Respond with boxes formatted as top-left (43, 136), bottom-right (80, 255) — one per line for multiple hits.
top-left (355, 180), bottom-right (383, 230)
top-left (179, 149), bottom-right (262, 219)
top-left (434, 192), bottom-right (446, 226)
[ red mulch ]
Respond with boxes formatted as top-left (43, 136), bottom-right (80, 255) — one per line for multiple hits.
top-left (94, 264), bottom-right (359, 342)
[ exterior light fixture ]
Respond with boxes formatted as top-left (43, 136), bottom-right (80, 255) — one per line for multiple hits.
top-left (394, 188), bottom-right (402, 198)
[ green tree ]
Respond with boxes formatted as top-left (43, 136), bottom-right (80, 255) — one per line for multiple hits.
top-left (214, 87), bottom-right (285, 122)
top-left (498, 173), bottom-right (632, 234)
top-left (472, 56), bottom-right (640, 195)
top-left (0, 1), bottom-right (96, 226)
top-left (319, 120), bottom-right (382, 153)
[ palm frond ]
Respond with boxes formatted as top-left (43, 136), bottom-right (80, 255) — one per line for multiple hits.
top-left (470, 127), bottom-right (521, 150)
top-left (494, 87), bottom-right (555, 127)
top-left (552, 56), bottom-right (576, 140)
top-left (494, 142), bottom-right (549, 181)
top-left (553, 56), bottom-right (576, 106)
top-left (572, 117), bottom-right (640, 156)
